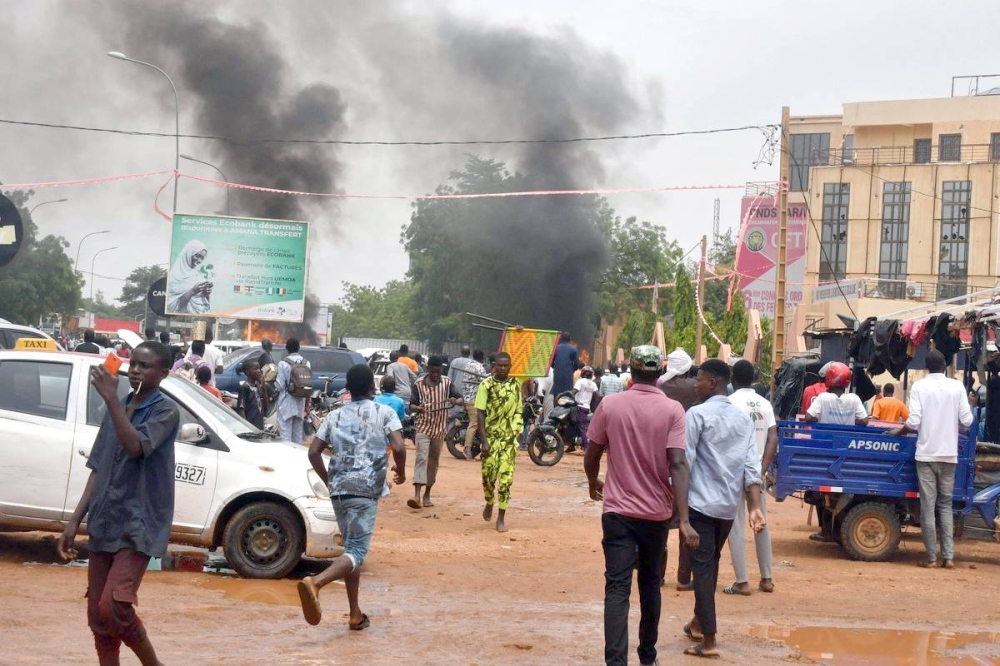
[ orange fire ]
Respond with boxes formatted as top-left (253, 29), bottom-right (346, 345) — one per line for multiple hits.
top-left (579, 348), bottom-right (591, 366)
top-left (247, 320), bottom-right (317, 345)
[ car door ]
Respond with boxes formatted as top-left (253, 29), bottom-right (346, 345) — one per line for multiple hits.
top-left (0, 357), bottom-right (77, 521)
top-left (65, 375), bottom-right (220, 535)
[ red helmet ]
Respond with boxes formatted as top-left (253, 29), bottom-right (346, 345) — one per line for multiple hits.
top-left (824, 362), bottom-right (851, 388)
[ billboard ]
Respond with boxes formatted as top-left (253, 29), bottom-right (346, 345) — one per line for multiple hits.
top-left (734, 196), bottom-right (807, 316)
top-left (166, 214), bottom-right (309, 322)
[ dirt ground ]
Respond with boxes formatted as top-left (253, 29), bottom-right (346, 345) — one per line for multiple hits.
top-left (3, 445), bottom-right (1000, 665)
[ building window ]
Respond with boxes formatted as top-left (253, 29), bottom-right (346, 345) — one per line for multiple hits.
top-left (820, 182), bottom-right (850, 282)
top-left (841, 134), bottom-right (854, 164)
top-left (937, 180), bottom-right (971, 301)
top-left (878, 182), bottom-right (910, 299)
top-left (914, 139), bottom-right (931, 164)
top-left (939, 134), bottom-right (962, 162)
top-left (991, 133), bottom-right (1000, 161)
top-left (789, 133), bottom-right (831, 192)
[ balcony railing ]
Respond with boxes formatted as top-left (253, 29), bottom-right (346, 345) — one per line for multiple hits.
top-left (814, 143), bottom-right (998, 167)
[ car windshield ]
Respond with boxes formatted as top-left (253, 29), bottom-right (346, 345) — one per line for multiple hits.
top-left (161, 375), bottom-right (260, 436)
top-left (222, 346), bottom-right (257, 370)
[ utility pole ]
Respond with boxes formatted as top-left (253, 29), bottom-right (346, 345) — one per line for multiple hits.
top-left (694, 234), bottom-right (708, 360)
top-left (712, 198), bottom-right (721, 247)
top-left (771, 106), bottom-right (791, 384)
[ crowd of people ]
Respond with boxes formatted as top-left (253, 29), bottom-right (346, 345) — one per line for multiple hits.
top-left (53, 326), bottom-right (980, 666)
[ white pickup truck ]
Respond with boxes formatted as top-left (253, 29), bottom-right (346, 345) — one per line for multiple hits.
top-left (0, 347), bottom-right (341, 578)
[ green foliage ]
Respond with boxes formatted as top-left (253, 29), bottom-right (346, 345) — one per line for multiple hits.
top-left (118, 265), bottom-right (167, 319)
top-left (597, 216), bottom-right (681, 323)
top-left (717, 285), bottom-right (748, 355)
top-left (667, 264), bottom-right (697, 353)
top-left (615, 308), bottom-right (656, 352)
top-left (329, 280), bottom-right (418, 339)
top-left (80, 290), bottom-right (125, 319)
top-left (0, 190), bottom-right (82, 324)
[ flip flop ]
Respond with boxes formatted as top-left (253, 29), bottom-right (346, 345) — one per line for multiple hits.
top-left (683, 623), bottom-right (703, 642)
top-left (349, 613), bottom-right (370, 631)
top-left (297, 577), bottom-right (322, 626)
top-left (406, 499), bottom-right (422, 509)
top-left (759, 580), bottom-right (775, 593)
top-left (684, 645), bottom-right (720, 659)
top-left (723, 583), bottom-right (751, 596)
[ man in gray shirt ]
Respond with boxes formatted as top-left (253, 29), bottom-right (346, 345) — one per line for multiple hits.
top-left (447, 345), bottom-right (473, 397)
top-left (682, 359), bottom-right (765, 660)
top-left (385, 350), bottom-right (417, 402)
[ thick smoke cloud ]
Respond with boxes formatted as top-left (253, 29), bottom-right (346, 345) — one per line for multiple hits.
top-left (103, 1), bottom-right (346, 222)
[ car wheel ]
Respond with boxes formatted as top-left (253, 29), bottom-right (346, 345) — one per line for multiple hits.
top-left (223, 501), bottom-right (303, 579)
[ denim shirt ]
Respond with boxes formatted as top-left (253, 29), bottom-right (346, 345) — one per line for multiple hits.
top-left (86, 390), bottom-right (180, 558)
top-left (685, 395), bottom-right (762, 521)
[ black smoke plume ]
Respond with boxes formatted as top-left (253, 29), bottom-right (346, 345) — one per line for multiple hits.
top-left (106, 1), bottom-right (346, 221)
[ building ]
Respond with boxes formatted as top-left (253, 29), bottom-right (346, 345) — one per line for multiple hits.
top-left (786, 80), bottom-right (1000, 352)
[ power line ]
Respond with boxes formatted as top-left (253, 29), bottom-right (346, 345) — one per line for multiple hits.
top-left (0, 117), bottom-right (777, 147)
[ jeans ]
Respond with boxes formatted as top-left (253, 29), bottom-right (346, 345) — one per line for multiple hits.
top-left (729, 493), bottom-right (772, 583)
top-left (602, 512), bottom-right (669, 666)
top-left (331, 496), bottom-right (378, 571)
top-left (689, 509), bottom-right (734, 636)
top-left (916, 461), bottom-right (957, 562)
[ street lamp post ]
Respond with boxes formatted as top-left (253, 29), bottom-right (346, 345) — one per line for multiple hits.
top-left (108, 51), bottom-right (179, 213)
top-left (181, 154), bottom-right (230, 215)
top-left (28, 198), bottom-right (68, 217)
top-left (74, 230), bottom-right (111, 272)
top-left (89, 246), bottom-right (118, 302)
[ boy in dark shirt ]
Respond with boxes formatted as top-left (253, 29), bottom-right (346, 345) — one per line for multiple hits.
top-left (58, 341), bottom-right (180, 666)
top-left (237, 359), bottom-right (269, 428)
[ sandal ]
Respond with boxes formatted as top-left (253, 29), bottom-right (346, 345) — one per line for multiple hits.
top-left (297, 577), bottom-right (322, 626)
top-left (349, 613), bottom-right (370, 631)
top-left (406, 499), bottom-right (422, 509)
top-left (759, 580), bottom-right (775, 593)
top-left (683, 623), bottom-right (704, 642)
top-left (723, 583), bottom-right (751, 596)
top-left (676, 582), bottom-right (694, 592)
top-left (684, 645), bottom-right (720, 659)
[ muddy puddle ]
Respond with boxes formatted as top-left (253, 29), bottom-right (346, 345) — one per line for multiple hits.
top-left (752, 625), bottom-right (1000, 664)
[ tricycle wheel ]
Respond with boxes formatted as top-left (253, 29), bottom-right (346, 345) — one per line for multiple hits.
top-left (840, 502), bottom-right (901, 562)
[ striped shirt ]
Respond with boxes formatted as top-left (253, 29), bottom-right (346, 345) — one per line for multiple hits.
top-left (411, 375), bottom-right (462, 438)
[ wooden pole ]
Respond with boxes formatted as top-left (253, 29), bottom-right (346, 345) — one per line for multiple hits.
top-left (695, 234), bottom-right (708, 358)
top-left (771, 106), bottom-right (791, 386)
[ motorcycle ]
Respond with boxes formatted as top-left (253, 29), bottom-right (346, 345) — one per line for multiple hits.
top-left (527, 391), bottom-right (583, 466)
top-left (305, 375), bottom-right (348, 435)
top-left (445, 405), bottom-right (483, 459)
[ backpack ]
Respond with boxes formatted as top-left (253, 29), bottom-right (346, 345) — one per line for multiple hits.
top-left (284, 357), bottom-right (314, 398)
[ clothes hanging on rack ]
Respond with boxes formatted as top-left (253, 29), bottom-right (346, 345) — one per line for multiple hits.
top-left (852, 365), bottom-right (877, 403)
top-left (900, 317), bottom-right (930, 346)
top-left (868, 319), bottom-right (912, 379)
top-left (848, 317), bottom-right (877, 366)
top-left (928, 313), bottom-right (961, 365)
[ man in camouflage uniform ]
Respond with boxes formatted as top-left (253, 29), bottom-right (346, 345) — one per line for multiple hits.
top-left (476, 351), bottom-right (523, 533)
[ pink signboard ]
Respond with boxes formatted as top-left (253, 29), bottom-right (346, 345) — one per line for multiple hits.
top-left (734, 195), bottom-right (808, 317)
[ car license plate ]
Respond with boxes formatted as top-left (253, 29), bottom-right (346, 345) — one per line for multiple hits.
top-left (175, 463), bottom-right (206, 486)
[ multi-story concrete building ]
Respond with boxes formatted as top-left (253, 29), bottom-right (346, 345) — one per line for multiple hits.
top-left (786, 83), bottom-right (1000, 351)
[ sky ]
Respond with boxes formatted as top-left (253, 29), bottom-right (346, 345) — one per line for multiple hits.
top-left (4, 0), bottom-right (1000, 307)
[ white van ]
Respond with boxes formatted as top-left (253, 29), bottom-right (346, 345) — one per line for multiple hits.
top-left (0, 348), bottom-right (341, 578)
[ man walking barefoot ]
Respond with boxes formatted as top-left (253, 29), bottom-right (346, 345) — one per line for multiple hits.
top-left (476, 352), bottom-right (523, 532)
top-left (300, 364), bottom-right (406, 629)
top-left (585, 345), bottom-right (694, 666)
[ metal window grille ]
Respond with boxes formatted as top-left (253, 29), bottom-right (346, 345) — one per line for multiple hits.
top-left (914, 139), bottom-right (931, 164)
top-left (820, 182), bottom-right (850, 282)
top-left (789, 133), bottom-right (831, 192)
top-left (878, 182), bottom-right (910, 299)
top-left (992, 133), bottom-right (1000, 161)
top-left (937, 180), bottom-right (971, 300)
top-left (940, 134), bottom-right (962, 162)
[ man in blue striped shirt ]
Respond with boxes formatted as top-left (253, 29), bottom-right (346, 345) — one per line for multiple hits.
top-left (682, 359), bottom-right (765, 660)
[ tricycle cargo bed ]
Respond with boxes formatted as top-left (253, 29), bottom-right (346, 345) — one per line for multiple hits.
top-left (773, 421), bottom-right (976, 508)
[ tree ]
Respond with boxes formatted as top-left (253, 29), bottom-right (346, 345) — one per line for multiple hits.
top-left (597, 216), bottom-right (682, 325)
top-left (665, 264), bottom-right (697, 353)
top-left (118, 265), bottom-right (167, 319)
top-left (80, 290), bottom-right (126, 319)
top-left (329, 280), bottom-right (417, 339)
top-left (403, 156), bottom-right (612, 348)
top-left (0, 189), bottom-right (82, 324)
top-left (615, 308), bottom-right (656, 352)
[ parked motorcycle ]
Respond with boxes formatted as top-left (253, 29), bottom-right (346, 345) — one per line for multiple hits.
top-left (305, 375), bottom-right (348, 435)
top-left (446, 406), bottom-right (483, 459)
top-left (527, 391), bottom-right (583, 466)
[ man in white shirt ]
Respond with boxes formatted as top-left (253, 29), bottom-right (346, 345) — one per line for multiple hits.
top-left (725, 360), bottom-right (777, 596)
top-left (804, 362), bottom-right (868, 426)
top-left (890, 350), bottom-right (974, 569)
top-left (573, 366), bottom-right (598, 449)
top-left (185, 329), bottom-right (225, 386)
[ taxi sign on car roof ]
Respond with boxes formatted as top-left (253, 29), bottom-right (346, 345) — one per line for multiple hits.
top-left (14, 338), bottom-right (58, 351)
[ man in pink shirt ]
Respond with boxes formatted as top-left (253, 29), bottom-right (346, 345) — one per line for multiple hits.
top-left (584, 345), bottom-right (695, 666)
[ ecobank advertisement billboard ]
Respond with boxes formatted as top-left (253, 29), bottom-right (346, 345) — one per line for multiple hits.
top-left (166, 214), bottom-right (309, 322)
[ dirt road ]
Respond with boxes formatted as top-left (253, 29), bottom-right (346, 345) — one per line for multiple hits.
top-left (2, 447), bottom-right (1000, 665)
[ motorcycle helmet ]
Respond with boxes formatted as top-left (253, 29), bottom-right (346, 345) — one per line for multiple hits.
top-left (824, 362), bottom-right (851, 389)
top-left (581, 365), bottom-right (594, 378)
